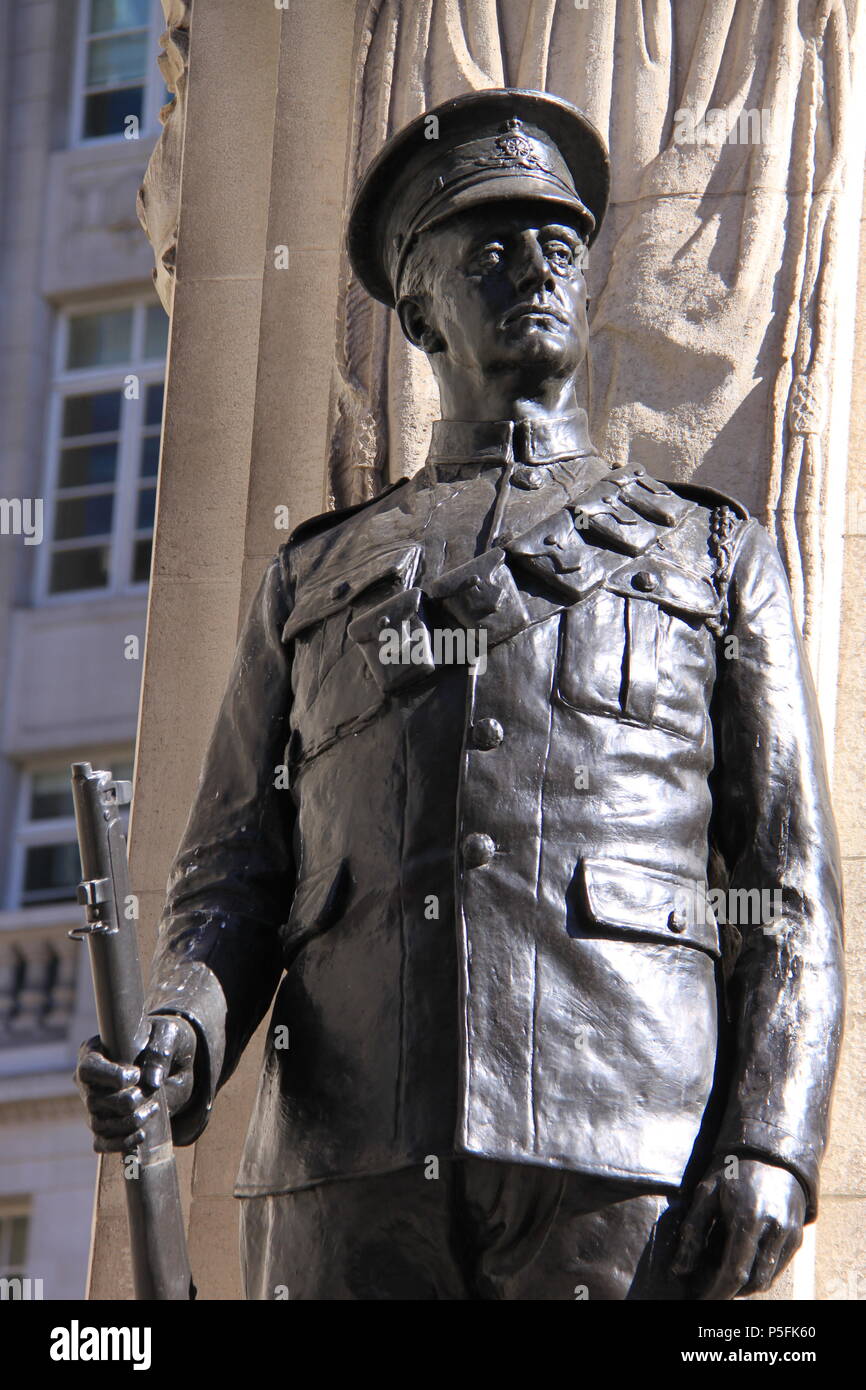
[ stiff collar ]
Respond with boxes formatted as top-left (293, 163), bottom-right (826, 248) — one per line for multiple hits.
top-left (426, 410), bottom-right (596, 467)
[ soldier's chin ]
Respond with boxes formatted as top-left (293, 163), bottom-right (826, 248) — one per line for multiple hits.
top-left (500, 320), bottom-right (571, 366)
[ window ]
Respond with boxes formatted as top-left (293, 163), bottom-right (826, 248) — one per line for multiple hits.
top-left (9, 759), bottom-right (133, 910)
top-left (0, 1203), bottom-right (30, 1281)
top-left (40, 301), bottom-right (167, 599)
top-left (74, 0), bottom-right (171, 143)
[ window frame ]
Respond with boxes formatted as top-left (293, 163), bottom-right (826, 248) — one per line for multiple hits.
top-left (70, 0), bottom-right (168, 147)
top-left (36, 296), bottom-right (166, 605)
top-left (6, 753), bottom-right (134, 912)
top-left (0, 1200), bottom-right (31, 1281)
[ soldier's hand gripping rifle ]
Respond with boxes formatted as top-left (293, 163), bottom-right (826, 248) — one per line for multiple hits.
top-left (70, 762), bottom-right (194, 1301)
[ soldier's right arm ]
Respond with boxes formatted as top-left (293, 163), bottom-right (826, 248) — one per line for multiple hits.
top-left (707, 518), bottom-right (845, 1220)
top-left (141, 549), bottom-right (298, 1144)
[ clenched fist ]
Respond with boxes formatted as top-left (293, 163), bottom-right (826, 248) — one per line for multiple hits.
top-left (76, 1014), bottom-right (197, 1154)
top-left (672, 1156), bottom-right (807, 1298)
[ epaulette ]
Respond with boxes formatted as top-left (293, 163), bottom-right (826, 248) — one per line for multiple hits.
top-left (664, 478), bottom-right (751, 523)
top-left (660, 480), bottom-right (750, 637)
top-left (286, 476), bottom-right (412, 547)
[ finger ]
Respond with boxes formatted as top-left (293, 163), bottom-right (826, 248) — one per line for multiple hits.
top-left (77, 1051), bottom-right (140, 1093)
top-left (93, 1129), bottom-right (146, 1155)
top-left (740, 1222), bottom-right (787, 1295)
top-left (138, 1017), bottom-right (184, 1091)
top-left (700, 1221), bottom-right (760, 1301)
top-left (775, 1227), bottom-right (804, 1277)
top-left (85, 1085), bottom-right (148, 1118)
top-left (161, 1068), bottom-right (194, 1116)
top-left (89, 1100), bottom-right (158, 1139)
top-left (672, 1184), bottom-right (719, 1275)
top-left (168, 1016), bottom-right (197, 1069)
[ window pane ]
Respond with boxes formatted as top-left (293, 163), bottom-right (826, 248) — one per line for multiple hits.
top-left (49, 546), bottom-right (110, 593)
top-left (86, 33), bottom-right (148, 87)
top-left (22, 843), bottom-right (81, 904)
top-left (67, 309), bottom-right (132, 369)
top-left (136, 486), bottom-right (156, 530)
top-left (8, 1216), bottom-right (29, 1268)
top-left (90, 0), bottom-right (150, 34)
top-left (139, 434), bottom-right (159, 478)
top-left (30, 771), bottom-right (75, 822)
top-left (59, 442), bottom-right (118, 489)
top-left (144, 381), bottom-right (164, 427)
top-left (83, 86), bottom-right (143, 139)
top-left (144, 306), bottom-right (168, 360)
top-left (62, 391), bottom-right (121, 437)
top-left (132, 537), bottom-right (152, 584)
top-left (54, 494), bottom-right (114, 541)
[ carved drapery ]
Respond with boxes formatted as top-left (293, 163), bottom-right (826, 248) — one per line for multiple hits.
top-left (329, 0), bottom-right (860, 650)
top-left (136, 0), bottom-right (192, 312)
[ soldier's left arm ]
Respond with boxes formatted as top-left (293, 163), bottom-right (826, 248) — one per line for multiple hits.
top-left (675, 516), bottom-right (845, 1296)
top-left (142, 550), bottom-right (297, 1145)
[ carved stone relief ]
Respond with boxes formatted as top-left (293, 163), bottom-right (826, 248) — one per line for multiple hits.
top-left (137, 1), bottom-right (193, 312)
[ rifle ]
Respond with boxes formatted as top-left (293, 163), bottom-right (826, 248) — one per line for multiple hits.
top-left (70, 761), bottom-right (195, 1301)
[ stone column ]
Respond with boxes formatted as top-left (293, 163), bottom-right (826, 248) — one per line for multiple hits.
top-left (88, 0), bottom-right (283, 1298)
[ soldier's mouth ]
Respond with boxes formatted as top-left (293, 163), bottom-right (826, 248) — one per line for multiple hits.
top-left (500, 302), bottom-right (569, 327)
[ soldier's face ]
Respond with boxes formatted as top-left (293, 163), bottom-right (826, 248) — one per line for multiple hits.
top-left (410, 203), bottom-right (589, 385)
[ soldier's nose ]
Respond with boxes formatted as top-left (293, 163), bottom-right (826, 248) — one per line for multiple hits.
top-left (511, 235), bottom-right (553, 295)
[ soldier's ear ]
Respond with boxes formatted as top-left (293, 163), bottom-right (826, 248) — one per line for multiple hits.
top-left (396, 296), bottom-right (445, 355)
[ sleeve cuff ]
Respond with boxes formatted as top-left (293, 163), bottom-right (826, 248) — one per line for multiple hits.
top-left (145, 960), bottom-right (227, 1147)
top-left (713, 1118), bottom-right (820, 1222)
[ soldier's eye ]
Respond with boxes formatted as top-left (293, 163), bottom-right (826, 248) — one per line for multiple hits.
top-left (544, 241), bottom-right (574, 269)
top-left (473, 244), bottom-right (505, 272)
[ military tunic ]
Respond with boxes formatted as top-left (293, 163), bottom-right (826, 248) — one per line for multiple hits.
top-left (147, 410), bottom-right (843, 1232)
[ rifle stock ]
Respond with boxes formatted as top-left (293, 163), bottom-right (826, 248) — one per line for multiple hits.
top-left (71, 761), bottom-right (194, 1301)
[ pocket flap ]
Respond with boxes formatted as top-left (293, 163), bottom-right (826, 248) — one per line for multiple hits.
top-left (283, 858), bottom-right (351, 951)
top-left (578, 858), bottom-right (719, 957)
top-left (606, 558), bottom-right (721, 620)
top-left (282, 543), bottom-right (422, 642)
top-left (347, 588), bottom-right (436, 692)
top-left (506, 517), bottom-right (626, 602)
top-left (427, 548), bottom-right (531, 644)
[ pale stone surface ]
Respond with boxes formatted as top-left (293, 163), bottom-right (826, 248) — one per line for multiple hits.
top-left (814, 130), bottom-right (866, 1296)
top-left (186, 1195), bottom-right (245, 1301)
top-left (815, 1197), bottom-right (866, 1299)
top-left (180, 0), bottom-right (358, 1300)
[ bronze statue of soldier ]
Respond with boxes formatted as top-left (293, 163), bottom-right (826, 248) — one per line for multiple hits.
top-left (77, 90), bottom-right (845, 1301)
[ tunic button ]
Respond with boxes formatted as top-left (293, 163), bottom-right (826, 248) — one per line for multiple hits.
top-left (472, 718), bottom-right (504, 749)
top-left (668, 909), bottom-right (687, 933)
top-left (632, 570), bottom-right (657, 593)
top-left (463, 832), bottom-right (496, 868)
top-left (512, 466), bottom-right (544, 490)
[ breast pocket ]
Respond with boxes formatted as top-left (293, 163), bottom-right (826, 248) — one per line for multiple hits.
top-left (555, 559), bottom-right (720, 743)
top-left (285, 543), bottom-right (422, 768)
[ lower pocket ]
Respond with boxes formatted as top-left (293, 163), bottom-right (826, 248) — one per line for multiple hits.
top-left (569, 857), bottom-right (720, 958)
top-left (280, 858), bottom-right (351, 964)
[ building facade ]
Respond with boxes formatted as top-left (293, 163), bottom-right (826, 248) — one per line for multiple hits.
top-left (0, 0), bottom-right (168, 1299)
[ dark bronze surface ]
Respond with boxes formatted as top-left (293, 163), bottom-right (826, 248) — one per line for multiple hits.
top-left (77, 89), bottom-right (844, 1301)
